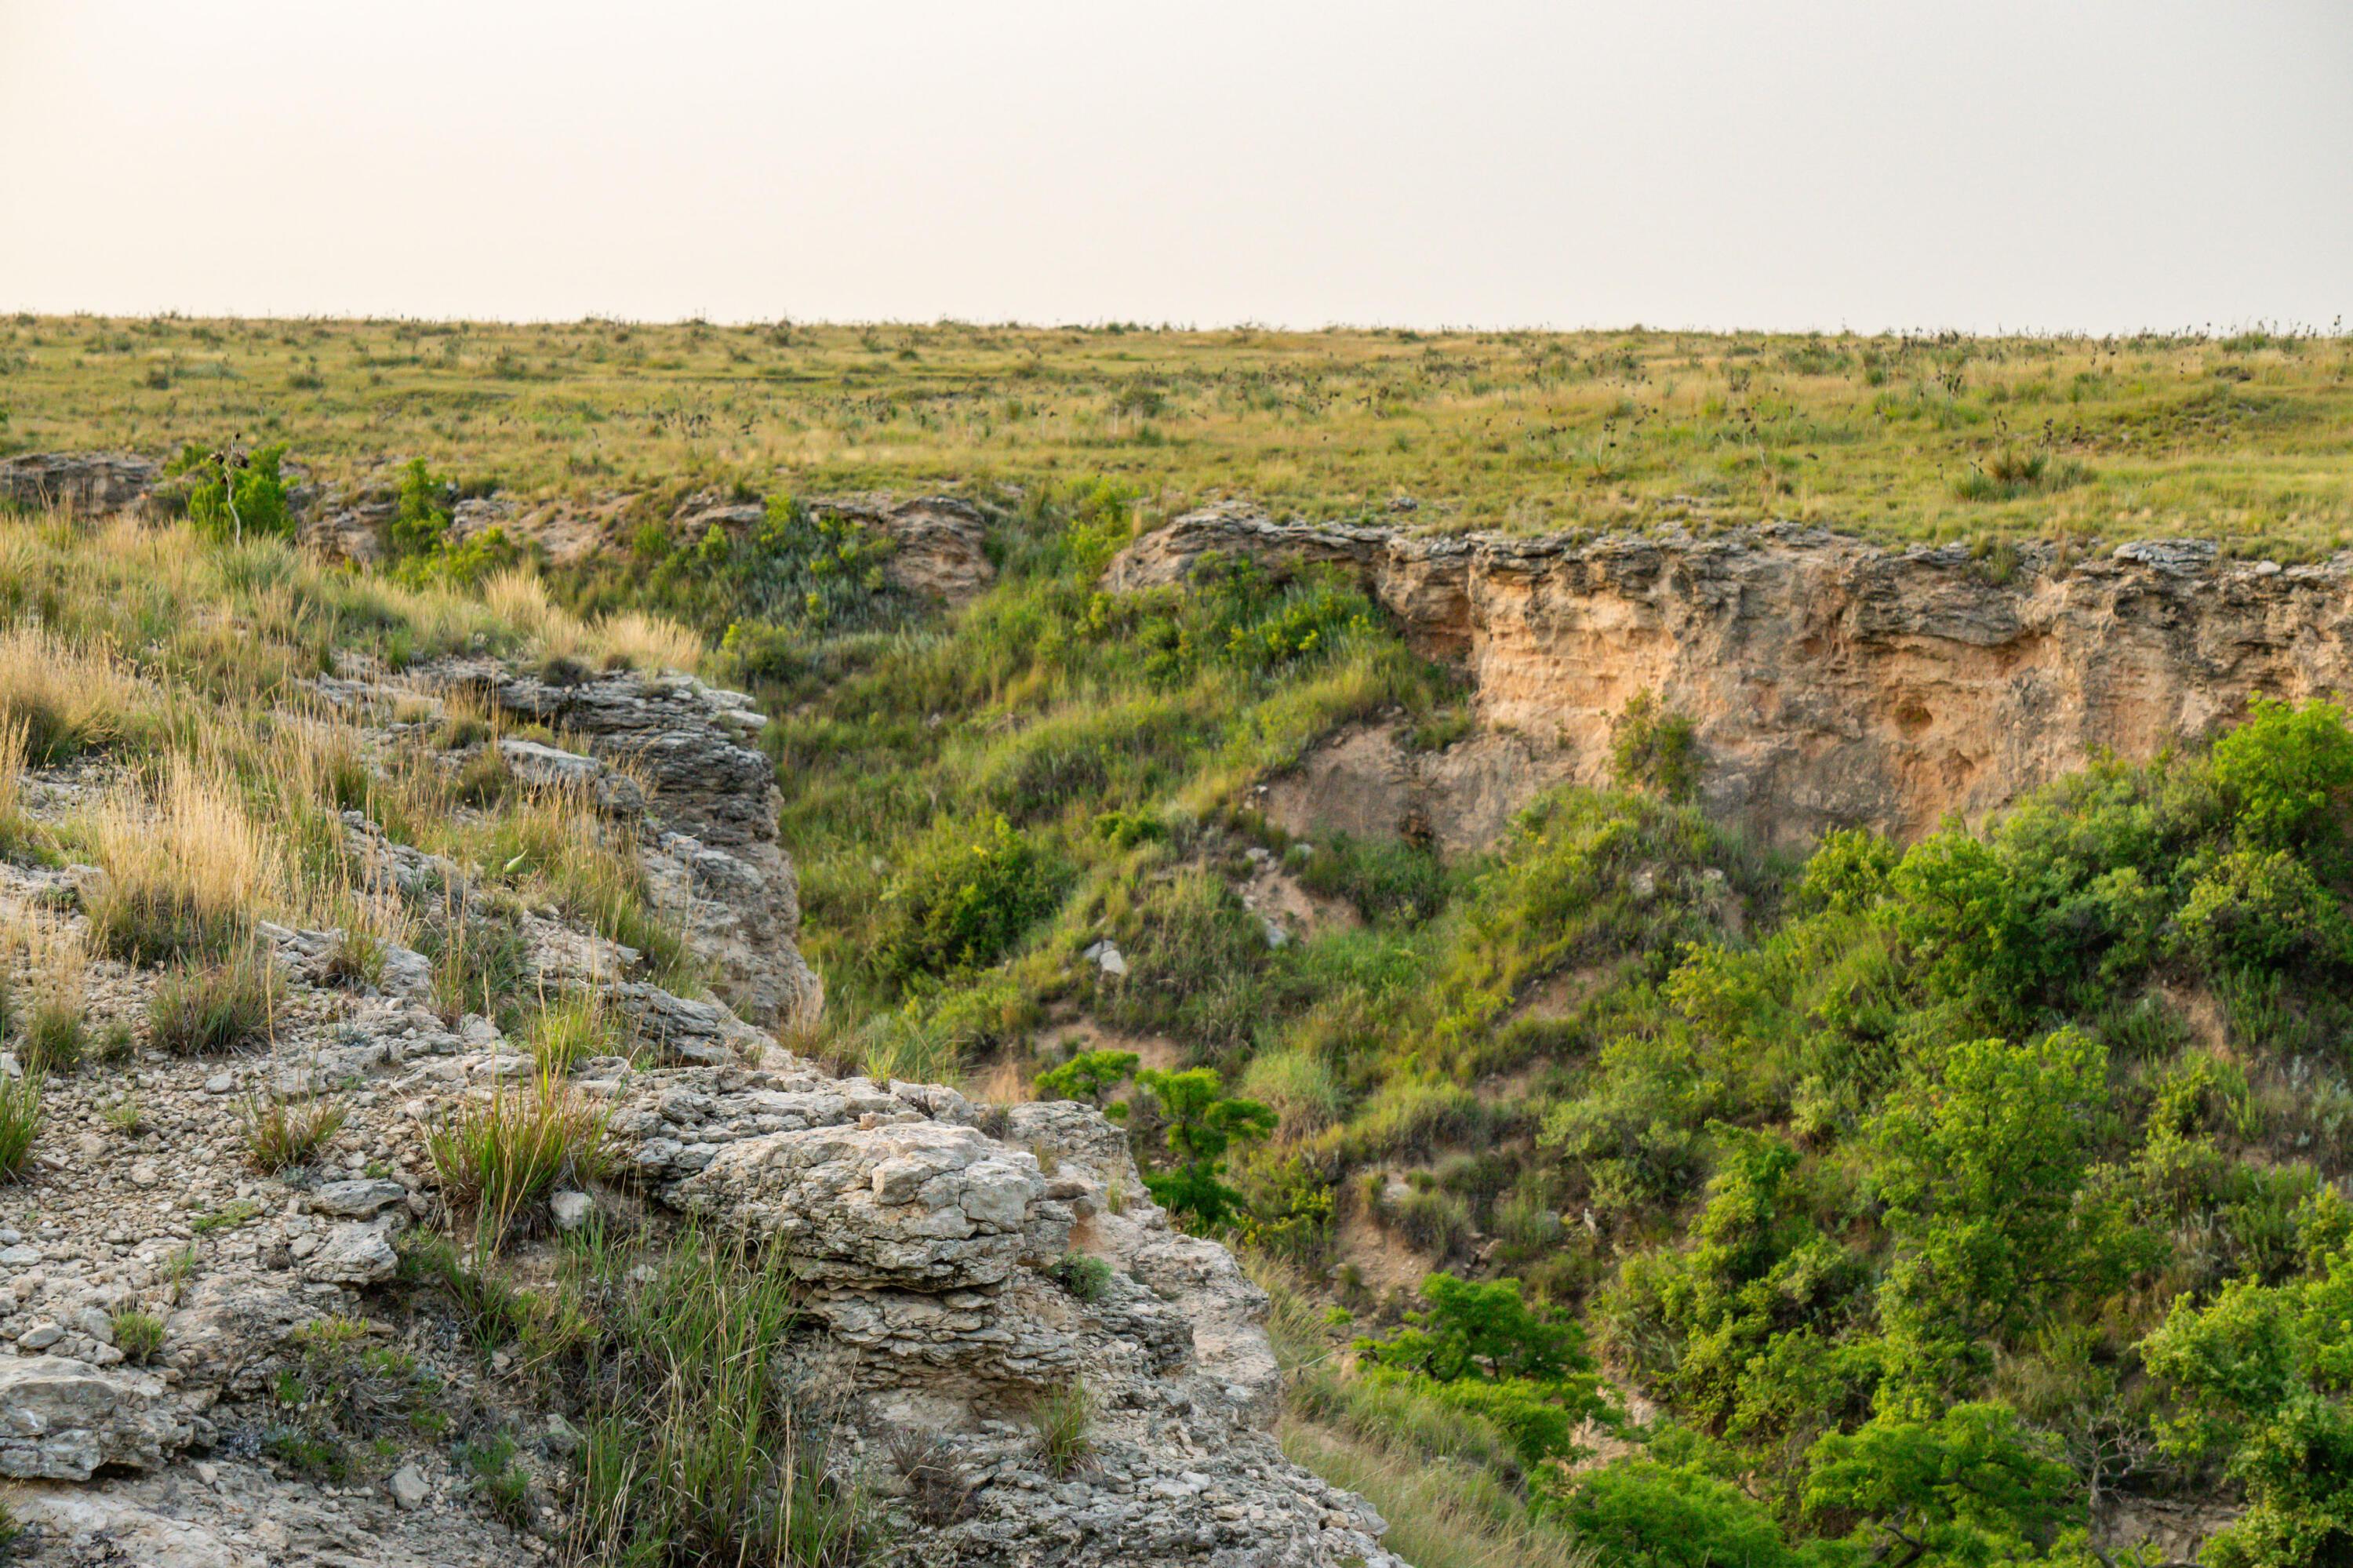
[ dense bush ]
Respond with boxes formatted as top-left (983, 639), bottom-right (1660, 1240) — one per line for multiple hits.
top-left (873, 814), bottom-right (1068, 982)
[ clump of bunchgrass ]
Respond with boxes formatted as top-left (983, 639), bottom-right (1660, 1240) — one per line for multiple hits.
top-left (111, 1308), bottom-right (166, 1363)
top-left (483, 568), bottom-right (702, 676)
top-left (0, 714), bottom-right (33, 852)
top-left (525, 988), bottom-right (626, 1075)
top-left (89, 752), bottom-right (282, 965)
top-left (238, 1093), bottom-right (348, 1173)
top-left (886, 1431), bottom-right (979, 1526)
top-left (147, 948), bottom-right (281, 1056)
top-left (4, 907), bottom-right (91, 1074)
top-left (1027, 1378), bottom-right (1093, 1477)
top-left (0, 620), bottom-right (140, 762)
top-left (565, 1228), bottom-right (866, 1565)
top-left (427, 1075), bottom-right (606, 1241)
top-left (0, 1071), bottom-right (42, 1178)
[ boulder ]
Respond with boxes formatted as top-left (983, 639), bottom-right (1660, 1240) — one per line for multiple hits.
top-left (673, 1119), bottom-right (1067, 1290)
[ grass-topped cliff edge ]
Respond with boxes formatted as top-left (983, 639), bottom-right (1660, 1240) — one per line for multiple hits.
top-left (3, 315), bottom-right (2351, 555)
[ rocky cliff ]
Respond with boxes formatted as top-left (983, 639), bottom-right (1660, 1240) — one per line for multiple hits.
top-left (0, 663), bottom-right (1401, 1567)
top-left (1113, 503), bottom-right (2353, 846)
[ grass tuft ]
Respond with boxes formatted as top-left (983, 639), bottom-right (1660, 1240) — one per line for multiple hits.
top-left (147, 949), bottom-right (280, 1055)
top-left (1027, 1377), bottom-right (1093, 1477)
top-left (89, 752), bottom-right (281, 965)
top-left (427, 1076), bottom-right (606, 1238)
top-left (239, 1094), bottom-right (348, 1173)
top-left (0, 1071), bottom-right (39, 1179)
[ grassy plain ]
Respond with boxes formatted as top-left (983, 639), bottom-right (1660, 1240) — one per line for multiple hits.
top-left (3, 314), bottom-right (2351, 551)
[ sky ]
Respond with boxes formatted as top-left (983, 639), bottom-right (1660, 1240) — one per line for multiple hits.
top-left (2, 2), bottom-right (2348, 333)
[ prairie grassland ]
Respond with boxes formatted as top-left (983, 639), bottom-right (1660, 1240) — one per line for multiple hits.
top-left (3, 315), bottom-right (2351, 552)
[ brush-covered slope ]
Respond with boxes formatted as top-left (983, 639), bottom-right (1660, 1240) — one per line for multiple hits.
top-left (597, 486), bottom-right (2353, 1568)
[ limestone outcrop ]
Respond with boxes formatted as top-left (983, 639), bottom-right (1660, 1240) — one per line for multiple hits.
top-left (1114, 504), bottom-right (2353, 845)
top-left (671, 487), bottom-right (998, 606)
top-left (0, 453), bottom-right (158, 516)
top-left (424, 660), bottom-right (824, 1029)
top-left (0, 656), bottom-right (1405, 1568)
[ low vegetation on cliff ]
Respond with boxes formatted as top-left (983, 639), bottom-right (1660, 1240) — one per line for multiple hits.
top-left (5, 314), bottom-right (2352, 553)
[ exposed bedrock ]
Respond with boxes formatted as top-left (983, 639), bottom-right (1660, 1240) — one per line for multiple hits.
top-left (1113, 504), bottom-right (2353, 845)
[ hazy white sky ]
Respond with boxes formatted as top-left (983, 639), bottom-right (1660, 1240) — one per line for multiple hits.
top-left (3, 2), bottom-right (2348, 332)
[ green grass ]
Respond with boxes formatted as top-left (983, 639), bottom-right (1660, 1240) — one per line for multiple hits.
top-left (1027, 1378), bottom-right (1093, 1478)
top-left (238, 1093), bottom-right (347, 1173)
top-left (5, 315), bottom-right (2352, 552)
top-left (426, 1079), bottom-right (606, 1239)
top-left (0, 1071), bottom-right (39, 1179)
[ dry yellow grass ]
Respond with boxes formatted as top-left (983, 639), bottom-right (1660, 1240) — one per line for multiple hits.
top-left (0, 620), bottom-right (141, 762)
top-left (591, 609), bottom-right (703, 675)
top-left (488, 568), bottom-right (701, 674)
top-left (86, 750), bottom-right (283, 962)
top-left (0, 715), bottom-right (30, 847)
top-left (2, 905), bottom-right (89, 1024)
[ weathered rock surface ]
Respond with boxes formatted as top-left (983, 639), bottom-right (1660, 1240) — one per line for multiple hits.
top-left (1113, 504), bottom-right (2353, 844)
top-left (815, 492), bottom-right (998, 605)
top-left (0, 452), bottom-right (157, 515)
top-left (425, 660), bottom-right (823, 1028)
top-left (0, 1355), bottom-right (189, 1480)
top-left (600, 1070), bottom-right (1402, 1565)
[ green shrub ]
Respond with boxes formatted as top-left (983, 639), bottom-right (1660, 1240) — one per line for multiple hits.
top-left (1046, 1253), bottom-right (1113, 1303)
top-left (2178, 848), bottom-right (2352, 970)
top-left (1034, 1049), bottom-right (1136, 1108)
top-left (389, 456), bottom-right (453, 559)
top-left (2212, 697), bottom-right (2353, 849)
top-left (1802, 1403), bottom-right (2075, 1566)
top-left (170, 442), bottom-right (293, 542)
top-left (1357, 1273), bottom-right (1615, 1471)
top-left (1555, 1455), bottom-right (1802, 1568)
top-left (1609, 692), bottom-right (1701, 802)
top-left (875, 814), bottom-right (1067, 981)
top-left (1136, 1066), bottom-right (1275, 1231)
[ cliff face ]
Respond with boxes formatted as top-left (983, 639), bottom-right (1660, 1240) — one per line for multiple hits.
top-left (1115, 504), bottom-right (2353, 845)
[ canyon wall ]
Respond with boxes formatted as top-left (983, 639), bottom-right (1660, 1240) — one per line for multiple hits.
top-left (1113, 504), bottom-right (2353, 846)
